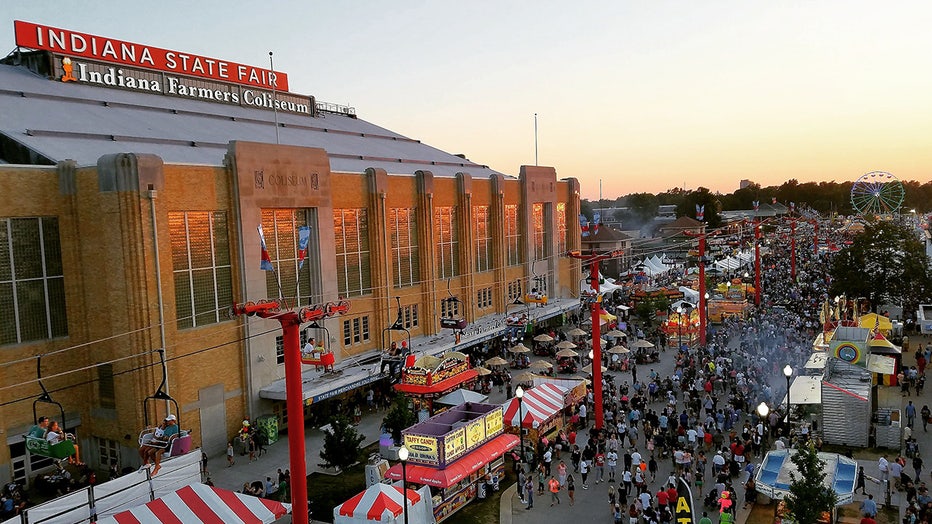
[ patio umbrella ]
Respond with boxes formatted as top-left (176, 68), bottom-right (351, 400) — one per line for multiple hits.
top-left (630, 339), bottom-right (655, 349)
top-left (567, 328), bottom-right (587, 337)
top-left (475, 366), bottom-right (492, 376)
top-left (509, 343), bottom-right (530, 353)
top-left (533, 334), bottom-right (554, 342)
top-left (581, 363), bottom-right (608, 374)
top-left (607, 346), bottom-right (630, 354)
top-left (604, 329), bottom-right (627, 338)
top-left (570, 376), bottom-right (592, 385)
top-left (555, 340), bottom-right (577, 349)
top-left (529, 360), bottom-right (553, 370)
top-left (514, 371), bottom-right (538, 384)
top-left (485, 356), bottom-right (508, 366)
top-left (556, 348), bottom-right (579, 358)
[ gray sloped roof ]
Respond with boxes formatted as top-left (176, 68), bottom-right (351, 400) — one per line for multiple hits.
top-left (0, 63), bottom-right (506, 177)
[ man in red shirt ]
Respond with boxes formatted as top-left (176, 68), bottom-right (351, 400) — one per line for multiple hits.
top-left (666, 485), bottom-right (678, 513)
top-left (860, 515), bottom-right (877, 524)
top-left (656, 487), bottom-right (669, 508)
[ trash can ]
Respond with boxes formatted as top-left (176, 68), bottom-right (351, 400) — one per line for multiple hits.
top-left (256, 415), bottom-right (279, 445)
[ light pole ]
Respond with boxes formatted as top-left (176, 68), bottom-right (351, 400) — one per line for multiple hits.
top-left (743, 272), bottom-right (750, 297)
top-left (676, 306), bottom-right (683, 350)
top-left (783, 364), bottom-right (793, 425)
top-left (704, 292), bottom-right (710, 339)
top-left (398, 445), bottom-right (410, 524)
top-left (757, 402), bottom-right (769, 443)
top-left (516, 386), bottom-right (525, 468)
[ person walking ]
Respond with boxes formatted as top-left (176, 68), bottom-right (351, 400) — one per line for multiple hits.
top-left (580, 459), bottom-right (590, 489)
top-left (855, 466), bottom-right (867, 495)
top-left (913, 453), bottom-right (923, 479)
top-left (549, 476), bottom-right (561, 506)
top-left (227, 442), bottom-right (235, 467)
top-left (524, 478), bottom-right (534, 510)
top-left (567, 474), bottom-right (576, 506)
top-left (906, 401), bottom-right (917, 428)
top-left (922, 405), bottom-right (931, 432)
top-left (558, 460), bottom-right (568, 487)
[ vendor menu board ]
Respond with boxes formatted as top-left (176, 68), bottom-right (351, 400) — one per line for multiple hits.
top-left (404, 434), bottom-right (440, 466)
top-left (465, 418), bottom-right (486, 449)
top-left (445, 427), bottom-right (467, 463)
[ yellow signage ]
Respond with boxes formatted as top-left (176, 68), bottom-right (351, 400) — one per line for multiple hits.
top-left (485, 409), bottom-right (503, 437)
top-left (465, 419), bottom-right (486, 449)
top-left (404, 434), bottom-right (439, 465)
top-left (445, 427), bottom-right (466, 463)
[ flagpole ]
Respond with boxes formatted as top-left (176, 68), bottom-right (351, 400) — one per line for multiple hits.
top-left (269, 51), bottom-right (280, 145)
top-left (534, 113), bottom-right (538, 166)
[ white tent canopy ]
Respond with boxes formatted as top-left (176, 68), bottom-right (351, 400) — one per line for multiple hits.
top-left (334, 484), bottom-right (435, 524)
top-left (435, 389), bottom-right (488, 406)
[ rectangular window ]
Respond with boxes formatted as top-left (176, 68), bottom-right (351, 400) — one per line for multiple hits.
top-left (0, 217), bottom-right (67, 345)
top-left (261, 209), bottom-right (316, 304)
top-left (473, 206), bottom-right (492, 273)
top-left (557, 203), bottom-right (567, 255)
top-left (434, 207), bottom-right (459, 278)
top-left (507, 280), bottom-right (522, 303)
top-left (276, 330), bottom-right (310, 365)
top-left (96, 437), bottom-right (121, 468)
top-left (477, 287), bottom-right (493, 310)
top-left (504, 205), bottom-right (521, 267)
top-left (533, 203), bottom-right (545, 261)
top-left (389, 208), bottom-right (419, 288)
top-left (169, 211), bottom-right (233, 330)
top-left (97, 364), bottom-right (115, 409)
top-left (403, 304), bottom-right (419, 329)
top-left (441, 298), bottom-right (461, 319)
top-left (343, 316), bottom-right (370, 346)
top-left (334, 209), bottom-right (371, 297)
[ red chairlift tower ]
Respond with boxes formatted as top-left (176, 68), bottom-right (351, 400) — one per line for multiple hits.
top-left (566, 248), bottom-right (624, 431)
top-left (229, 298), bottom-right (349, 524)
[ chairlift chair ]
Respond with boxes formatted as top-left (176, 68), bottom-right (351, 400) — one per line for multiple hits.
top-left (380, 297), bottom-right (412, 376)
top-left (138, 349), bottom-right (191, 459)
top-left (440, 279), bottom-right (468, 332)
top-left (525, 274), bottom-right (548, 305)
top-left (25, 355), bottom-right (77, 460)
top-left (301, 321), bottom-right (335, 372)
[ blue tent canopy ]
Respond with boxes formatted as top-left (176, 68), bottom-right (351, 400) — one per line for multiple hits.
top-left (755, 449), bottom-right (857, 506)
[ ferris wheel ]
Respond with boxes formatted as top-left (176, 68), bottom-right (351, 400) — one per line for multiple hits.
top-left (850, 171), bottom-right (905, 216)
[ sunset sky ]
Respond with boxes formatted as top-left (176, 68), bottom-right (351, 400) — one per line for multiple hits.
top-left (5, 1), bottom-right (932, 200)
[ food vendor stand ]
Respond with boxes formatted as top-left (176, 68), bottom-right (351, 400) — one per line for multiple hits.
top-left (502, 379), bottom-right (586, 456)
top-left (394, 352), bottom-right (479, 416)
top-left (383, 403), bottom-right (518, 523)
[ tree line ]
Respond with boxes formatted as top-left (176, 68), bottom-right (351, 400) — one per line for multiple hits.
top-left (582, 178), bottom-right (932, 228)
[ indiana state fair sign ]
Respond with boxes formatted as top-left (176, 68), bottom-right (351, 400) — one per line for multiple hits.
top-left (14, 20), bottom-right (314, 116)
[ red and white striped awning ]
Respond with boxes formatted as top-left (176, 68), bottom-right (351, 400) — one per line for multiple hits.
top-left (96, 483), bottom-right (291, 524)
top-left (336, 484), bottom-right (420, 521)
top-left (503, 382), bottom-right (568, 428)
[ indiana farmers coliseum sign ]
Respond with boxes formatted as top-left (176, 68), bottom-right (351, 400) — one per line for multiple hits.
top-left (14, 20), bottom-right (314, 116)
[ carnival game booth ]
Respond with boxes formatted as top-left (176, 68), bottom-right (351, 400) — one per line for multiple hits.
top-left (755, 449), bottom-right (857, 506)
top-left (394, 352), bottom-right (479, 416)
top-left (334, 484), bottom-right (435, 524)
top-left (384, 403), bottom-right (518, 523)
top-left (502, 378), bottom-right (586, 458)
top-left (662, 307), bottom-right (699, 347)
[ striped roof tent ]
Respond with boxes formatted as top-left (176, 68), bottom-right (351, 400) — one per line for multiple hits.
top-left (336, 484), bottom-right (420, 521)
top-left (503, 382), bottom-right (568, 428)
top-left (96, 483), bottom-right (290, 523)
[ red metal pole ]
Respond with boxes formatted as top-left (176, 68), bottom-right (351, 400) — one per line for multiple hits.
top-left (790, 218), bottom-right (797, 281)
top-left (698, 235), bottom-right (706, 347)
top-left (281, 315), bottom-right (309, 524)
top-left (754, 218), bottom-right (761, 307)
top-left (590, 260), bottom-right (604, 431)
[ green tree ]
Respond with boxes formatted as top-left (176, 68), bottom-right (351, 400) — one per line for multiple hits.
top-left (783, 442), bottom-right (837, 524)
top-left (625, 193), bottom-right (660, 225)
top-left (829, 221), bottom-right (932, 314)
top-left (382, 396), bottom-right (417, 445)
top-left (675, 187), bottom-right (722, 228)
top-left (319, 415), bottom-right (365, 471)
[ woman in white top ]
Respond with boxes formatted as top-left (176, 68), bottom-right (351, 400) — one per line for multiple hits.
top-left (46, 421), bottom-right (83, 465)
